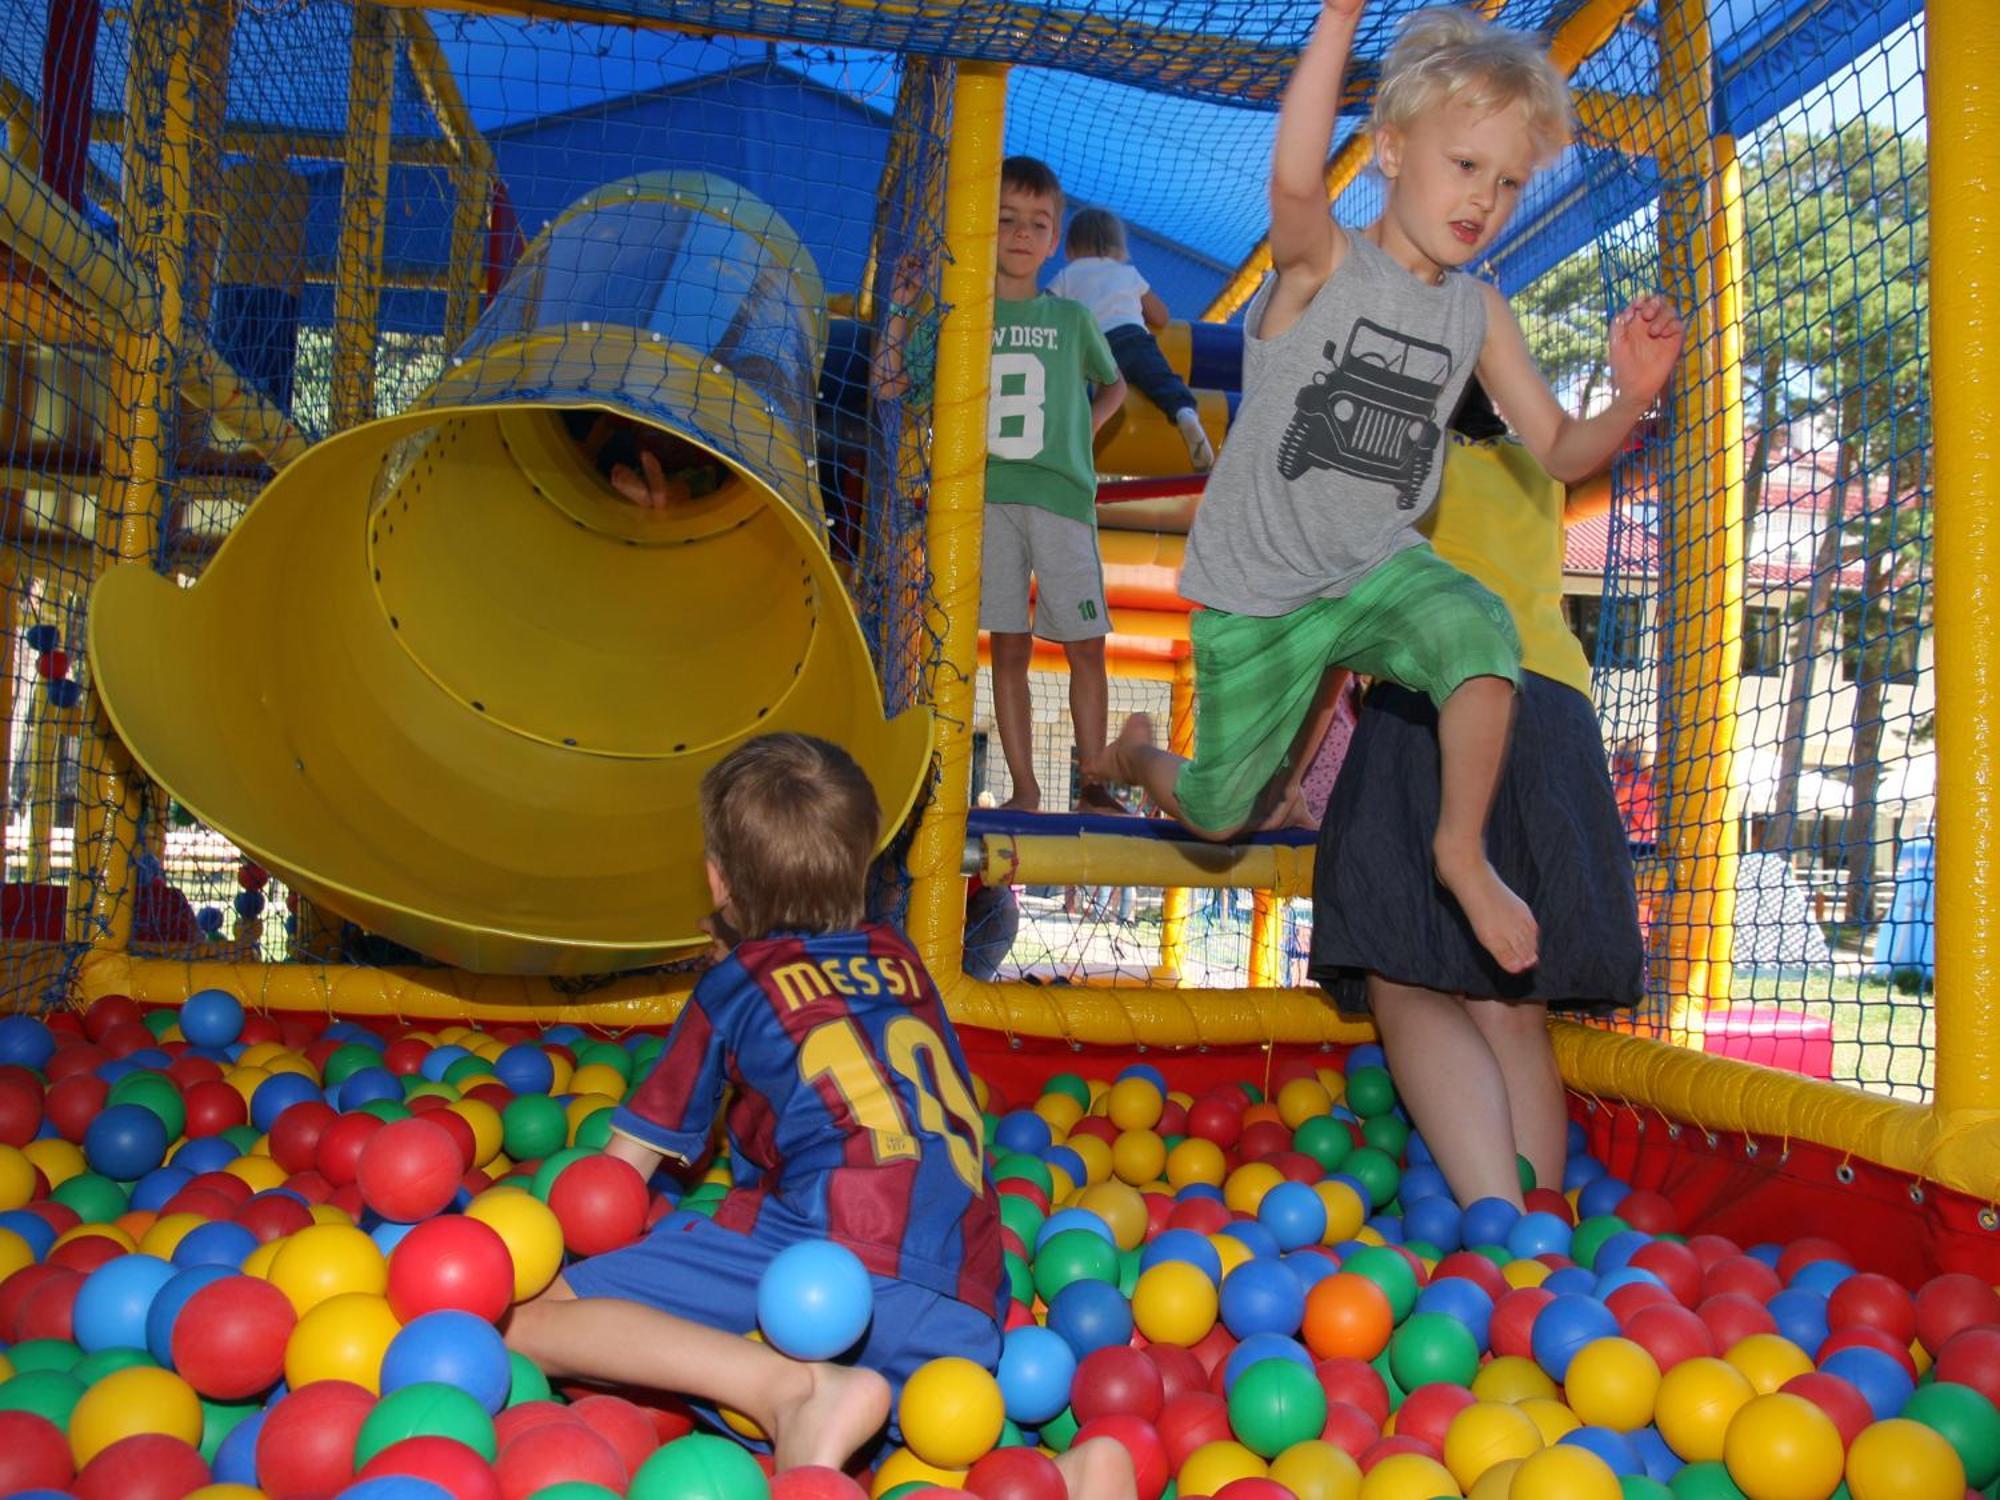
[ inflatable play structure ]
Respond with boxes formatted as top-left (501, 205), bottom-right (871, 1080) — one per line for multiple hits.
top-left (0, 0), bottom-right (1990, 1394)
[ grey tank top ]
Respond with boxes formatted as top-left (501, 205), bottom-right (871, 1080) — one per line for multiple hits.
top-left (1181, 233), bottom-right (1488, 616)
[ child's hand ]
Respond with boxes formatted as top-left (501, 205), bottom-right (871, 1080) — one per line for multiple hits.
top-left (889, 253), bottom-right (925, 313)
top-left (609, 450), bottom-right (690, 510)
top-left (1608, 294), bottom-right (1685, 408)
top-left (1322, 0), bottom-right (1365, 23)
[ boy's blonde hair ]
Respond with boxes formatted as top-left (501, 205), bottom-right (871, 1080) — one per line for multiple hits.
top-left (1066, 208), bottom-right (1128, 260)
top-left (699, 733), bottom-right (880, 942)
top-left (1372, 8), bottom-right (1573, 163)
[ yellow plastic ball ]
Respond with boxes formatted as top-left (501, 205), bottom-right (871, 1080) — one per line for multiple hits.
top-left (1470, 1460), bottom-right (1524, 1500)
top-left (227, 1155), bottom-right (288, 1193)
top-left (1277, 1078), bottom-right (1333, 1129)
top-left (1067, 1134), bottom-right (1114, 1187)
top-left (1655, 1356), bottom-right (1757, 1464)
top-left (243, 1238), bottom-right (284, 1280)
top-left (55, 1224), bottom-right (134, 1254)
top-left (267, 1223), bottom-right (388, 1315)
top-left (1047, 1163), bottom-right (1079, 1204)
top-left (1086, 1078), bottom-right (1111, 1108)
top-left (1180, 1440), bottom-right (1268, 1498)
top-left (309, 1203), bottom-right (353, 1228)
top-left (569, 1063), bottom-right (628, 1101)
top-left (1314, 1180), bottom-right (1367, 1244)
top-left (449, 1098), bottom-right (506, 1166)
top-left (1721, 1393), bottom-right (1845, 1500)
top-left (1502, 1259), bottom-right (1552, 1290)
top-left (465, 1187), bottom-right (565, 1302)
top-left (1078, 1182), bottom-right (1149, 1250)
top-left (1444, 1402), bottom-right (1545, 1490)
top-left (1035, 1093), bottom-right (1086, 1137)
top-left (1844, 1418), bottom-right (1966, 1500)
top-left (223, 1067), bottom-right (272, 1109)
top-left (1506, 1444), bottom-right (1621, 1500)
top-left (1224, 1162), bottom-right (1285, 1216)
top-left (236, 1041), bottom-right (289, 1071)
top-left (284, 1290), bottom-right (401, 1391)
top-left (1515, 1398), bottom-right (1582, 1446)
top-left (0, 1225), bottom-right (30, 1282)
top-left (186, 1485), bottom-right (268, 1500)
top-left (262, 1054), bottom-right (319, 1083)
top-left (1167, 1138), bottom-right (1229, 1191)
top-left (68, 1365), bottom-right (203, 1466)
top-left (564, 1096), bottom-right (617, 1146)
top-left (1471, 1356), bottom-right (1558, 1405)
top-left (1212, 1233), bottom-right (1256, 1280)
top-left (898, 1356), bottom-right (1006, 1469)
top-left (23, 1137), bottom-right (84, 1189)
top-left (1353, 1226), bottom-right (1387, 1248)
top-left (870, 1448), bottom-right (968, 1496)
top-left (1132, 1260), bottom-right (1220, 1346)
top-left (138, 1212), bottom-right (210, 1261)
top-left (1107, 1077), bottom-right (1163, 1132)
top-left (1725, 1334), bottom-right (1815, 1396)
top-left (0, 1144), bottom-right (37, 1210)
top-left (1270, 1440), bottom-right (1362, 1500)
top-left (1359, 1451), bottom-right (1462, 1500)
top-left (1564, 1336), bottom-right (1662, 1431)
top-left (1112, 1129), bottom-right (1168, 1187)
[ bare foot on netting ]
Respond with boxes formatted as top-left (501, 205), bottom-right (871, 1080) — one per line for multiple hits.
top-left (1434, 840), bottom-right (1538, 974)
top-left (999, 786), bottom-right (1041, 813)
top-left (767, 1362), bottom-right (891, 1472)
top-left (1097, 713), bottom-right (1155, 786)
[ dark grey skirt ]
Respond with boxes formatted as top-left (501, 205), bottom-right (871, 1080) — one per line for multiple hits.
top-left (1308, 672), bottom-right (1646, 1017)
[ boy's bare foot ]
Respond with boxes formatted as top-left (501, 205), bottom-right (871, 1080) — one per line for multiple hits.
top-left (1259, 785), bottom-right (1316, 832)
top-left (1056, 1436), bottom-right (1139, 1500)
top-left (1099, 713), bottom-right (1155, 786)
top-left (999, 787), bottom-right (1041, 812)
top-left (767, 1362), bottom-right (892, 1472)
top-left (1434, 842), bottom-right (1538, 973)
top-left (1176, 408), bottom-right (1215, 472)
top-left (1076, 782), bottom-right (1128, 815)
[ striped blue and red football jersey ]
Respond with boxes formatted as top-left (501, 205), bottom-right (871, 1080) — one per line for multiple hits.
top-left (610, 923), bottom-right (1002, 1313)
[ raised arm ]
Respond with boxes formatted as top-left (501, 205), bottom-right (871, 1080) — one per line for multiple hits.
top-left (869, 253), bottom-right (926, 402)
top-left (1263, 0), bottom-right (1366, 338)
top-left (1476, 284), bottom-right (1684, 485)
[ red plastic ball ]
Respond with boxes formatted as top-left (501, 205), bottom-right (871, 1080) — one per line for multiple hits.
top-left (36, 649), bottom-right (70, 681)
top-left (257, 1379), bottom-right (376, 1498)
top-left (493, 1401), bottom-right (583, 1449)
top-left (237, 1015), bottom-right (281, 1047)
top-left (966, 1447), bottom-right (1067, 1500)
top-left (1776, 1238), bottom-right (1850, 1283)
top-left (1826, 1271), bottom-right (1917, 1344)
top-left (159, 1187), bottom-right (238, 1221)
top-left (386, 1214), bottom-right (516, 1324)
top-left (1314, 1357), bottom-right (1390, 1428)
top-left (171, 1274), bottom-right (296, 1399)
top-left (1393, 1382), bottom-right (1475, 1453)
top-left (46, 1073), bottom-right (109, 1142)
top-left (1431, 1252), bottom-right (1508, 1303)
top-left (1699, 1292), bottom-right (1778, 1352)
top-left (1168, 1198), bottom-right (1232, 1236)
top-left (234, 1192), bottom-right (315, 1244)
top-left (1606, 1283), bottom-right (1676, 1324)
top-left (1623, 1301), bottom-right (1714, 1371)
top-left (1073, 1344), bottom-right (1167, 1425)
top-left (1614, 1189), bottom-right (1681, 1235)
top-left (1934, 1325), bottom-right (2000, 1408)
top-left (1269, 1152), bottom-right (1325, 1187)
top-left (1073, 1414), bottom-right (1170, 1500)
top-left (1238, 1121), bottom-right (1291, 1161)
top-left (18, 1265), bottom-right (82, 1338)
top-left (1915, 1273), bottom-right (2000, 1355)
top-left (1490, 1287), bottom-right (1555, 1360)
top-left (423, 1108), bottom-right (478, 1170)
top-left (1187, 1097), bottom-right (1243, 1148)
top-left (383, 1038), bottom-right (432, 1076)
top-left (99, 1021), bottom-right (156, 1059)
top-left (73, 1433), bottom-right (209, 1500)
top-left (0, 1409), bottom-right (75, 1494)
top-left (0, 1071), bottom-right (43, 1147)
top-left (182, 1080), bottom-right (248, 1138)
top-left (1705, 1255), bottom-right (1782, 1303)
top-left (45, 1042), bottom-right (107, 1083)
top-left (267, 1100), bottom-right (339, 1175)
top-left (1070, 1117), bottom-right (1119, 1147)
top-left (284, 1170), bottom-right (335, 1204)
top-left (547, 1155), bottom-right (650, 1256)
top-left (237, 862), bottom-right (270, 891)
top-left (1818, 1324), bottom-right (1918, 1380)
top-left (356, 1116), bottom-right (465, 1222)
top-left (1214, 1480), bottom-right (1294, 1500)
top-left (1188, 1321), bottom-right (1238, 1376)
top-left (358, 1435), bottom-right (504, 1500)
top-left (50, 1234), bottom-right (124, 1276)
top-left (166, 1054), bottom-right (225, 1091)
top-left (1156, 1391), bottom-right (1233, 1470)
top-left (1359, 1435), bottom-right (1439, 1471)
top-left (316, 1111), bottom-right (386, 1186)
top-left (1780, 1371), bottom-right (1875, 1447)
top-left (1628, 1241), bottom-right (1704, 1307)
top-left (0, 1264), bottom-right (67, 1340)
top-left (1523, 1188), bottom-right (1574, 1224)
top-left (187, 1171), bottom-right (254, 1207)
top-left (1144, 1342), bottom-right (1209, 1403)
top-left (83, 994), bottom-right (144, 1041)
top-left (22, 1201), bottom-right (78, 1235)
top-left (569, 1394), bottom-right (660, 1476)
top-left (1321, 1401), bottom-right (1381, 1460)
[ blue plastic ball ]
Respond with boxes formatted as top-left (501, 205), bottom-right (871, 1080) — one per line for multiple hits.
top-left (1530, 1293), bottom-right (1621, 1381)
top-left (1403, 1194), bottom-right (1463, 1254)
top-left (1789, 1260), bottom-right (1855, 1297)
top-left (1139, 1228), bottom-right (1223, 1284)
top-left (1219, 1220), bottom-right (1282, 1261)
top-left (146, 1262), bottom-right (236, 1365)
top-left (232, 889), bottom-right (265, 919)
top-left (756, 1239), bottom-right (874, 1360)
top-left (1116, 1063), bottom-right (1168, 1094)
top-left (1222, 1332), bottom-right (1312, 1390)
top-left (1594, 1268), bottom-right (1668, 1301)
top-left (1415, 1275), bottom-right (1494, 1351)
top-left (131, 1165), bottom-right (195, 1213)
top-left (1257, 1184), bottom-right (1328, 1253)
top-left (46, 679), bottom-right (81, 710)
top-left (172, 1220), bottom-right (261, 1269)
top-left (1506, 1211), bottom-right (1574, 1260)
top-left (73, 1253), bottom-right (179, 1353)
top-left (197, 907), bottom-right (226, 934)
top-left (418, 1045), bottom-right (471, 1083)
top-left (1046, 1277), bottom-right (1132, 1358)
top-left (379, 1310), bottom-right (512, 1414)
top-left (250, 1073), bottom-right (320, 1133)
top-left (180, 989), bottom-right (245, 1048)
top-left (1767, 1288), bottom-right (1830, 1358)
top-left (1629, 1424), bottom-right (1684, 1482)
top-left (493, 1044), bottom-right (556, 1096)
top-left (995, 1111), bottom-right (1054, 1156)
top-left (1034, 1207), bottom-right (1117, 1254)
top-left (0, 1015), bottom-right (54, 1070)
top-left (1397, 1163), bottom-right (1451, 1204)
top-left (0, 1208), bottom-right (56, 1259)
top-left (1044, 1145), bottom-right (1087, 1187)
top-left (1564, 1155), bottom-right (1609, 1191)
top-left (1542, 1267), bottom-right (1598, 1298)
top-left (172, 1136), bottom-right (238, 1176)
top-left (1577, 1176), bottom-right (1631, 1219)
top-left (1284, 1250), bottom-right (1340, 1296)
top-left (1219, 1256), bottom-right (1307, 1339)
top-left (338, 1067), bottom-right (404, 1112)
top-left (1561, 1427), bottom-right (1644, 1476)
top-left (1590, 1230), bottom-right (1654, 1275)
top-left (1461, 1197), bottom-right (1521, 1249)
top-left (1818, 1345), bottom-right (1914, 1420)
top-left (997, 1324), bottom-right (1077, 1424)
top-left (84, 1102), bottom-right (169, 1181)
top-left (1346, 1044), bottom-right (1387, 1073)
top-left (335, 1480), bottom-right (456, 1500)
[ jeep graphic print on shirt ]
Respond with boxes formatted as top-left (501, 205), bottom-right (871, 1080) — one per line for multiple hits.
top-left (1276, 318), bottom-right (1455, 510)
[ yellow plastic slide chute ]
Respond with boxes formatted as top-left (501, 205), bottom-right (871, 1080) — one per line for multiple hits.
top-left (89, 173), bottom-right (931, 975)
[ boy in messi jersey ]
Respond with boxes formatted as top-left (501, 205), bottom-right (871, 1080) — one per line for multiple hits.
top-left (505, 734), bottom-right (1134, 1497)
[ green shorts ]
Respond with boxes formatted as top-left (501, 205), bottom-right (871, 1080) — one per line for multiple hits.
top-left (1176, 545), bottom-right (1521, 834)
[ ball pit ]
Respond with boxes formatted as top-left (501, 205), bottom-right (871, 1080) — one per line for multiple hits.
top-left (0, 1004), bottom-right (1974, 1500)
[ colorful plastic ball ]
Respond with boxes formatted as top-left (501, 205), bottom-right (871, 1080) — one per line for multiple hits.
top-left (355, 1382), bottom-right (498, 1466)
top-left (171, 1275), bottom-right (296, 1399)
top-left (1267, 1438), bottom-right (1362, 1500)
top-left (544, 1155), bottom-right (647, 1257)
top-left (967, 1445), bottom-right (1068, 1500)
top-left (258, 1380), bottom-right (377, 1496)
top-left (1816, 1346), bottom-right (1913, 1420)
top-left (1899, 1380), bottom-right (2000, 1488)
top-left (1460, 1198), bottom-right (1521, 1250)
top-left (900, 1357), bottom-right (1005, 1468)
top-left (1074, 1413), bottom-right (1170, 1500)
top-left (1843, 1417), bottom-right (1965, 1500)
top-left (1509, 1212), bottom-right (1576, 1261)
top-left (84, 1104), bottom-right (170, 1181)
top-left (1048, 1277), bottom-right (1134, 1357)
top-left (1388, 1312), bottom-right (1480, 1392)
top-left (1227, 1357), bottom-right (1329, 1458)
top-left (382, 1215), bottom-right (514, 1326)
top-left (463, 1191), bottom-right (564, 1303)
top-left (997, 1325), bottom-right (1077, 1425)
top-left (68, 1364), bottom-right (203, 1466)
top-left (380, 1310), bottom-right (511, 1414)
top-left (73, 1252), bottom-right (179, 1353)
top-left (1714, 1393), bottom-right (1843, 1500)
top-left (355, 1434), bottom-right (502, 1500)
top-left (1414, 1276), bottom-right (1494, 1351)
top-left (268, 1224), bottom-right (389, 1315)
top-left (1356, 1451), bottom-right (1456, 1500)
top-left (144, 1261), bottom-right (237, 1364)
top-left (1223, 1333), bottom-right (1312, 1392)
top-left (287, 1291), bottom-right (402, 1391)
top-left (1259, 1183), bottom-right (1329, 1253)
top-left (1560, 1427), bottom-right (1644, 1478)
top-left (337, 1480), bottom-right (457, 1500)
top-left (1913, 1274), bottom-right (2000, 1356)
top-left (1073, 1345), bottom-right (1166, 1425)
top-left (1655, 1358), bottom-right (1756, 1464)
top-left (755, 1239), bottom-right (873, 1361)
top-left (0, 1408), bottom-right (75, 1494)
top-left (628, 1433), bottom-right (770, 1500)
top-left (494, 1418), bottom-right (629, 1497)
top-left (1533, 1295), bottom-right (1623, 1383)
top-left (1222, 1258), bottom-right (1308, 1340)
top-left (72, 1432), bottom-right (212, 1500)
top-left (181, 992), bottom-right (246, 1050)
top-left (1567, 1337), bottom-right (1665, 1432)
top-left (357, 1119), bottom-right (465, 1224)
top-left (1509, 1443), bottom-right (1623, 1500)
top-left (1303, 1273), bottom-right (1395, 1362)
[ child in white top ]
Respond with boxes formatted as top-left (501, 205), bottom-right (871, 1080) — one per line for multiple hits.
top-left (1049, 209), bottom-right (1215, 472)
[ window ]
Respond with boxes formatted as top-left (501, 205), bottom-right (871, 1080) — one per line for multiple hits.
top-left (1569, 594), bottom-right (1647, 671)
top-left (1838, 594), bottom-right (1923, 685)
top-left (1742, 605), bottom-right (1787, 676)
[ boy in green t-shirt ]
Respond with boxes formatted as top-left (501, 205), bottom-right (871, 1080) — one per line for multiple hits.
top-left (877, 158), bottom-right (1127, 813)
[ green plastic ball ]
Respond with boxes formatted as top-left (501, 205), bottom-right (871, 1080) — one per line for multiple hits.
top-left (72, 1347), bottom-right (157, 1385)
top-left (1340, 1148), bottom-right (1401, 1216)
top-left (443, 1055), bottom-right (496, 1087)
top-left (1045, 1074), bottom-right (1093, 1108)
top-left (572, 1107), bottom-right (614, 1152)
top-left (199, 1396), bottom-right (259, 1463)
top-left (1032, 1229), bottom-right (1119, 1302)
top-left (575, 1041), bottom-right (634, 1081)
top-left (1360, 1114), bottom-right (1410, 1159)
top-left (6, 1340), bottom-right (79, 1373)
top-left (628, 1432), bottom-right (769, 1500)
top-left (1670, 1462), bottom-right (1748, 1500)
top-left (527, 1486), bottom-right (623, 1500)
top-left (1005, 1251), bottom-right (1035, 1306)
top-left (52, 1172), bottom-right (128, 1224)
top-left (143, 1010), bottom-right (177, 1039)
top-left (1227, 1356), bottom-right (1328, 1457)
top-left (530, 1147), bottom-right (594, 1202)
top-left (1623, 1480), bottom-right (1675, 1500)
top-left (992, 1151), bottom-right (1055, 1199)
top-left (1368, 1347), bottom-right (1406, 1412)
top-left (1292, 1116), bottom-right (1353, 1172)
top-left (323, 1044), bottom-right (381, 1087)
top-left (356, 1381), bottom-right (499, 1464)
top-left (0, 1369), bottom-right (85, 1426)
top-left (1387, 1311), bottom-right (1480, 1390)
top-left (1041, 1406), bottom-right (1080, 1452)
top-left (999, 1193), bottom-right (1047, 1248)
top-left (220, 1124), bottom-right (262, 1154)
top-left (1902, 1381), bottom-right (2000, 1488)
top-left (109, 1071), bottom-right (187, 1140)
top-left (1344, 1066), bottom-right (1397, 1118)
top-left (503, 1094), bottom-right (570, 1162)
top-left (1343, 1246), bottom-right (1419, 1320)
top-left (508, 1350), bottom-right (555, 1407)
top-left (1570, 1215), bottom-right (1633, 1272)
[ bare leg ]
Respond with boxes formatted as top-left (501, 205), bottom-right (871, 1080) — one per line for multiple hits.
top-left (990, 632), bottom-right (1040, 812)
top-left (1065, 637), bottom-right (1117, 812)
top-left (1097, 715), bottom-right (1244, 839)
top-left (1467, 998), bottom-right (1566, 1194)
top-left (1369, 976), bottom-right (1525, 1208)
top-left (1055, 1437), bottom-right (1139, 1500)
top-left (1434, 676), bottom-right (1538, 973)
top-left (505, 1279), bottom-right (890, 1471)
